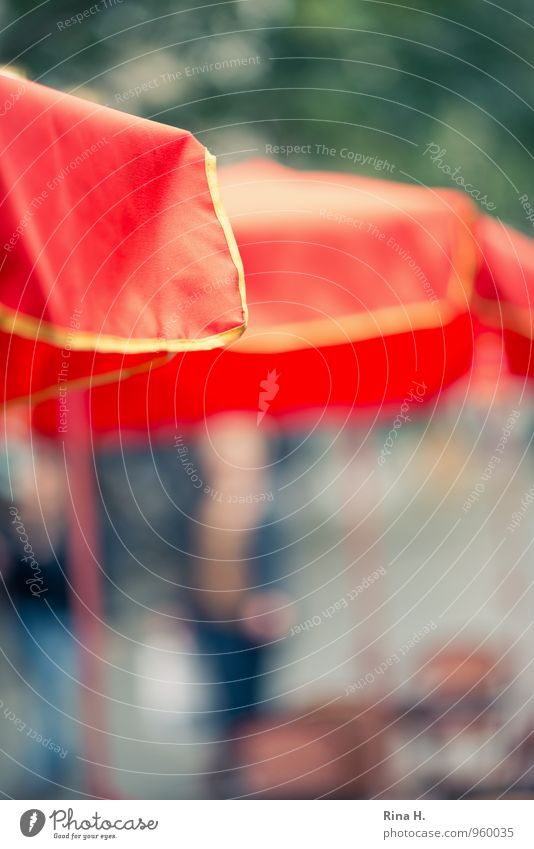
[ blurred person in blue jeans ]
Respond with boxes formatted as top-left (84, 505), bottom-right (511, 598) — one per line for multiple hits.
top-left (0, 446), bottom-right (78, 797)
top-left (190, 415), bottom-right (291, 736)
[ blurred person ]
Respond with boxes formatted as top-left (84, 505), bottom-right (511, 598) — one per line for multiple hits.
top-left (189, 414), bottom-right (291, 733)
top-left (0, 444), bottom-right (79, 797)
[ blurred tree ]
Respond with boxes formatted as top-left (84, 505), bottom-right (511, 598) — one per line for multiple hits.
top-left (2, 0), bottom-right (533, 229)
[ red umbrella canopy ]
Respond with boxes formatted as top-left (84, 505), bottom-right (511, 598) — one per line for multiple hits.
top-left (474, 214), bottom-right (534, 379)
top-left (33, 157), bottom-right (480, 435)
top-left (0, 73), bottom-right (247, 406)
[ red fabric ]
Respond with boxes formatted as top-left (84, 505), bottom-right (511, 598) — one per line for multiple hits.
top-left (0, 73), bottom-right (246, 404)
top-left (34, 158), bottom-right (480, 435)
top-left (474, 215), bottom-right (534, 377)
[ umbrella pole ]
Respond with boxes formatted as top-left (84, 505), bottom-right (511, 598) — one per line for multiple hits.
top-left (64, 389), bottom-right (115, 798)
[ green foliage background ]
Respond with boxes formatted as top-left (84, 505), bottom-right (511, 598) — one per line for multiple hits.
top-left (2, 0), bottom-right (533, 230)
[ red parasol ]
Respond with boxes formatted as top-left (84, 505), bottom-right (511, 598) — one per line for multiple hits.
top-left (0, 72), bottom-right (246, 406)
top-left (34, 157), bottom-right (480, 435)
top-left (473, 214), bottom-right (534, 379)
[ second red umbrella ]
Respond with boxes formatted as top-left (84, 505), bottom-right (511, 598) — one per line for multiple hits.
top-left (34, 157), bottom-right (479, 435)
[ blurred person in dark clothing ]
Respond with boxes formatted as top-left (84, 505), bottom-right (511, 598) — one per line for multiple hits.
top-left (189, 416), bottom-right (292, 735)
top-left (0, 446), bottom-right (78, 797)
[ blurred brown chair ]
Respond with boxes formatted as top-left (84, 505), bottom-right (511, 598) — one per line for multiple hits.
top-left (227, 702), bottom-right (390, 799)
top-left (419, 645), bottom-right (510, 705)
